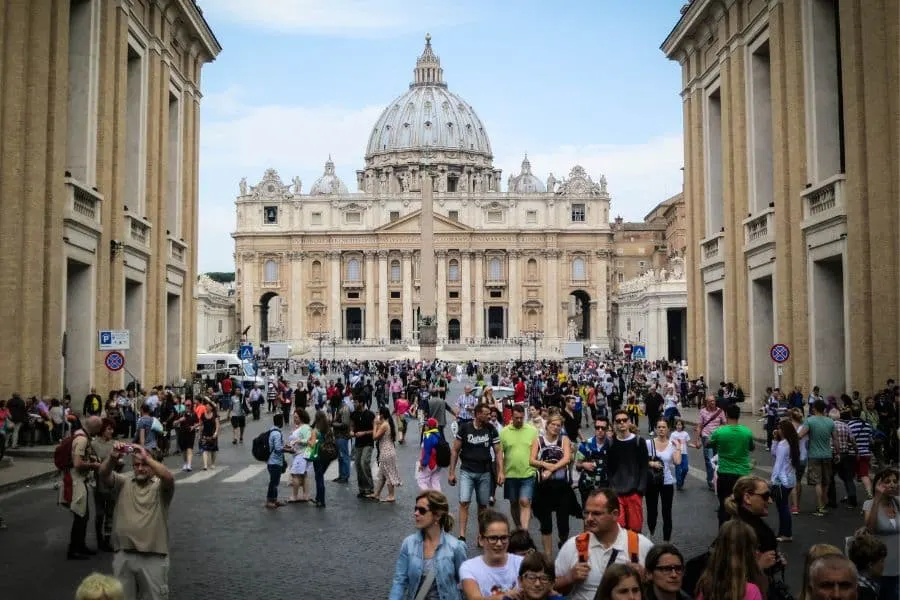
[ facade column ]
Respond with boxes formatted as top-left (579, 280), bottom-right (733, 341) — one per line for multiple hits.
top-left (240, 253), bottom-right (256, 336)
top-left (436, 250), bottom-right (448, 340)
top-left (377, 250), bottom-right (389, 343)
top-left (508, 250), bottom-right (520, 336)
top-left (595, 251), bottom-right (609, 346)
top-left (545, 250), bottom-right (560, 340)
top-left (329, 250), bottom-right (342, 338)
top-left (364, 250), bottom-right (376, 342)
top-left (474, 251), bottom-right (485, 340)
top-left (460, 251), bottom-right (472, 339)
top-left (289, 252), bottom-right (305, 344)
top-left (401, 250), bottom-right (413, 341)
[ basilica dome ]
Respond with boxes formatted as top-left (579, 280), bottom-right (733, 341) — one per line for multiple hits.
top-left (364, 35), bottom-right (492, 161)
top-left (508, 155), bottom-right (546, 193)
top-left (309, 156), bottom-right (348, 195)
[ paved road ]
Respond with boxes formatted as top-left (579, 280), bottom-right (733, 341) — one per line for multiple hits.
top-left (0, 378), bottom-right (866, 598)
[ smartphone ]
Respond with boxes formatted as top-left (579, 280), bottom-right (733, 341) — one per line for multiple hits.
top-left (119, 443), bottom-right (137, 454)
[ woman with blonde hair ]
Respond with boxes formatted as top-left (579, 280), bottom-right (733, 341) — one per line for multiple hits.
top-left (75, 573), bottom-right (124, 600)
top-left (695, 520), bottom-right (765, 599)
top-left (389, 490), bottom-right (467, 600)
top-left (725, 475), bottom-right (782, 576)
top-left (530, 412), bottom-right (573, 557)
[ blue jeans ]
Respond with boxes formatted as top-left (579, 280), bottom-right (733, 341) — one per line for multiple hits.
top-left (701, 438), bottom-right (715, 487)
top-left (675, 454), bottom-right (689, 489)
top-left (773, 484), bottom-right (793, 537)
top-left (266, 464), bottom-right (281, 501)
top-left (337, 438), bottom-right (351, 481)
top-left (313, 458), bottom-right (327, 505)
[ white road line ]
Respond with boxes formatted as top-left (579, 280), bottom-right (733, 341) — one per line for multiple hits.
top-left (179, 466), bottom-right (230, 485)
top-left (222, 464), bottom-right (266, 483)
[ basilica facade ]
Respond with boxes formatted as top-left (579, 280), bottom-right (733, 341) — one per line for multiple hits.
top-left (232, 36), bottom-right (615, 356)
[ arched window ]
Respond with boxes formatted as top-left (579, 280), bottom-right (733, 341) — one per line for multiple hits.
top-left (390, 259), bottom-right (401, 282)
top-left (448, 259), bottom-right (460, 281)
top-left (347, 258), bottom-right (361, 281)
top-left (488, 257), bottom-right (502, 280)
top-left (311, 260), bottom-right (322, 281)
top-left (527, 258), bottom-right (538, 280)
top-left (264, 260), bottom-right (278, 282)
top-left (571, 257), bottom-right (586, 280)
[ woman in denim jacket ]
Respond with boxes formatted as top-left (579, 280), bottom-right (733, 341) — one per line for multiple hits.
top-left (390, 490), bottom-right (468, 600)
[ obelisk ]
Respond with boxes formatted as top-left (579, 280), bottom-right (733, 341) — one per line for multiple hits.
top-left (418, 166), bottom-right (438, 361)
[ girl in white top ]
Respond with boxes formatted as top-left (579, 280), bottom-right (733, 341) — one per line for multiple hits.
top-left (460, 510), bottom-right (523, 600)
top-left (645, 419), bottom-right (683, 542)
top-left (670, 419), bottom-right (691, 490)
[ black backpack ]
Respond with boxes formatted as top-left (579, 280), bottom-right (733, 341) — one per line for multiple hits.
top-left (252, 429), bottom-right (278, 462)
top-left (434, 436), bottom-right (451, 468)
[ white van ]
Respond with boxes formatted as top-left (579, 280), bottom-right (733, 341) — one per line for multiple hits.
top-left (195, 353), bottom-right (264, 388)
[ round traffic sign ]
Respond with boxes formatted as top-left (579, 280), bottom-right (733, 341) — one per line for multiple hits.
top-left (105, 350), bottom-right (125, 372)
top-left (770, 343), bottom-right (790, 364)
top-left (623, 343), bottom-right (633, 356)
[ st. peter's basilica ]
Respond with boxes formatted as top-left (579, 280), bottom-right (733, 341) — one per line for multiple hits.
top-left (232, 35), bottom-right (624, 357)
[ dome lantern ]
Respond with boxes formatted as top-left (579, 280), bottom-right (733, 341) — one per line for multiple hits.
top-left (413, 33), bottom-right (445, 88)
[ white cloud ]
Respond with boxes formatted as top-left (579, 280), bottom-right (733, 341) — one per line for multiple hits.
top-left (206, 0), bottom-right (473, 36)
top-left (197, 89), bottom-right (684, 272)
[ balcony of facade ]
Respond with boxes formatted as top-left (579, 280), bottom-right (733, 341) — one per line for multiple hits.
top-left (801, 174), bottom-right (847, 235)
top-left (124, 214), bottom-right (152, 254)
top-left (743, 207), bottom-right (775, 255)
top-left (342, 278), bottom-right (365, 290)
top-left (485, 278), bottom-right (507, 288)
top-left (261, 280), bottom-right (282, 289)
top-left (699, 232), bottom-right (726, 271)
top-left (63, 177), bottom-right (103, 238)
top-left (168, 237), bottom-right (187, 269)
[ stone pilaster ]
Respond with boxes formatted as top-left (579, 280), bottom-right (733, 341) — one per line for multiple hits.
top-left (508, 250), bottom-right (520, 336)
top-left (377, 250), bottom-right (389, 342)
top-left (364, 250), bottom-right (376, 341)
top-left (401, 250), bottom-right (413, 340)
top-left (329, 250), bottom-right (342, 337)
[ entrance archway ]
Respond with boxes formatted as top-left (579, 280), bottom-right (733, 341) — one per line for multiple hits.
top-left (390, 319), bottom-right (402, 342)
top-left (487, 307), bottom-right (505, 339)
top-left (448, 318), bottom-right (460, 342)
top-left (568, 290), bottom-right (591, 341)
top-left (259, 292), bottom-right (279, 343)
top-left (345, 307), bottom-right (362, 341)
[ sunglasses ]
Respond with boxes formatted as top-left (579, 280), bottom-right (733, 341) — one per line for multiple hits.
top-left (615, 418), bottom-right (630, 423)
top-left (483, 535), bottom-right (510, 544)
top-left (750, 491), bottom-right (772, 501)
top-left (654, 565), bottom-right (684, 575)
top-left (413, 506), bottom-right (430, 515)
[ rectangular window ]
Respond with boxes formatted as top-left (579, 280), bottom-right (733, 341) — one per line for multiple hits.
top-left (448, 210), bottom-right (459, 221)
top-left (487, 210), bottom-right (503, 223)
top-left (449, 291), bottom-right (459, 299)
top-left (489, 290), bottom-right (502, 298)
top-left (705, 87), bottom-right (724, 235)
top-left (346, 211), bottom-right (361, 224)
top-left (526, 210), bottom-right (537, 224)
top-left (166, 90), bottom-right (182, 236)
top-left (264, 206), bottom-right (278, 224)
top-left (638, 261), bottom-right (646, 268)
top-left (749, 37), bottom-right (773, 212)
top-left (66, 0), bottom-right (99, 185)
top-left (311, 212), bottom-right (322, 225)
top-left (390, 291), bottom-right (401, 299)
top-left (805, 0), bottom-right (845, 180)
top-left (617, 273), bottom-right (624, 283)
top-left (125, 43), bottom-right (146, 214)
top-left (217, 320), bottom-right (222, 333)
top-left (571, 203), bottom-right (586, 222)
top-left (347, 292), bottom-right (360, 299)
top-left (390, 211), bottom-right (400, 221)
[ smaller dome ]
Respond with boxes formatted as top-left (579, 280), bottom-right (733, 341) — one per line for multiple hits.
top-left (508, 155), bottom-right (546, 194)
top-left (310, 156), bottom-right (348, 195)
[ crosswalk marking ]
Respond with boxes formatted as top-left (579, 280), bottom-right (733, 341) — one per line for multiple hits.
top-left (222, 465), bottom-right (266, 483)
top-left (179, 466), bottom-right (230, 485)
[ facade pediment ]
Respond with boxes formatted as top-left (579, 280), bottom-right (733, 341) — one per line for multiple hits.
top-left (373, 210), bottom-right (475, 234)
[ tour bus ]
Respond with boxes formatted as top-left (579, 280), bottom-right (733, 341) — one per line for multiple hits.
top-left (195, 353), bottom-right (264, 388)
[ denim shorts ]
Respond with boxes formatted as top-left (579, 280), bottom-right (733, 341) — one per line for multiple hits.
top-left (458, 470), bottom-right (492, 506)
top-left (503, 476), bottom-right (535, 502)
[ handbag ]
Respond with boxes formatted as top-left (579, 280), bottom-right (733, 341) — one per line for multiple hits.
top-left (767, 567), bottom-right (795, 600)
top-left (648, 440), bottom-right (664, 487)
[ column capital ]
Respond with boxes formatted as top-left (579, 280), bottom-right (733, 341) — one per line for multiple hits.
top-left (288, 251), bottom-right (306, 260)
top-left (472, 250), bottom-right (485, 258)
top-left (376, 249), bottom-right (389, 260)
top-left (508, 249), bottom-right (521, 259)
top-left (401, 250), bottom-right (413, 259)
top-left (326, 250), bottom-right (342, 259)
top-left (239, 251), bottom-right (256, 261)
top-left (435, 249), bottom-right (448, 258)
top-left (363, 249), bottom-right (376, 257)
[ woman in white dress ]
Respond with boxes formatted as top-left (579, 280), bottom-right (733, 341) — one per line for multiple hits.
top-left (287, 409), bottom-right (316, 503)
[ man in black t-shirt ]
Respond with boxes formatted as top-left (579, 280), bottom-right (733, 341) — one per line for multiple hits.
top-left (448, 403), bottom-right (504, 541)
top-left (350, 396), bottom-right (376, 498)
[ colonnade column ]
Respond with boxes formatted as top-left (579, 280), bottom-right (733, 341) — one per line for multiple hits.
top-left (474, 251), bottom-right (485, 340)
top-left (401, 250), bottom-right (413, 341)
top-left (377, 250), bottom-right (389, 343)
top-left (364, 250), bottom-right (376, 342)
top-left (289, 252), bottom-right (305, 343)
top-left (508, 250), bottom-right (520, 336)
top-left (460, 251), bottom-right (472, 339)
top-left (329, 250), bottom-right (342, 337)
top-left (595, 251), bottom-right (609, 345)
top-left (545, 249), bottom-right (560, 339)
top-left (436, 250), bottom-right (448, 340)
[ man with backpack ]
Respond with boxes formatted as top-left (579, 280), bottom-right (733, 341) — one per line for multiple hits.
top-left (253, 412), bottom-right (287, 508)
top-left (56, 416), bottom-right (103, 559)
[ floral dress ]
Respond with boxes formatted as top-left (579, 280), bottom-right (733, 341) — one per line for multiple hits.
top-left (377, 426), bottom-right (402, 486)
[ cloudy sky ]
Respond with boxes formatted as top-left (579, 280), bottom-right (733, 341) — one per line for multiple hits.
top-left (196, 0), bottom-right (687, 272)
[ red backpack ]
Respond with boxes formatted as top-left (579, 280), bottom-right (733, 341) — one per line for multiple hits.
top-left (53, 432), bottom-right (83, 470)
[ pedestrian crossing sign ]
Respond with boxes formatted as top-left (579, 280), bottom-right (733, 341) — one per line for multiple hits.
top-left (239, 344), bottom-right (253, 360)
top-left (631, 345), bottom-right (647, 359)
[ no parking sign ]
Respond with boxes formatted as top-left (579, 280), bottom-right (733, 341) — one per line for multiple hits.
top-left (105, 351), bottom-right (125, 372)
top-left (770, 343), bottom-right (790, 364)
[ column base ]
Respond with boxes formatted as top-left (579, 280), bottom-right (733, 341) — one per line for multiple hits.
top-left (419, 324), bottom-right (437, 361)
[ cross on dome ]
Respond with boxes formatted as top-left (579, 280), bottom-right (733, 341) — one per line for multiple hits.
top-left (413, 32), bottom-right (445, 87)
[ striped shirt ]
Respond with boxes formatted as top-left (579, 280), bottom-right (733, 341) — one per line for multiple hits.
top-left (847, 418), bottom-right (874, 457)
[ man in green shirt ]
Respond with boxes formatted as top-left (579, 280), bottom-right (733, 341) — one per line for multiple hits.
top-left (802, 399), bottom-right (834, 516)
top-left (709, 403), bottom-right (755, 526)
top-left (499, 404), bottom-right (538, 530)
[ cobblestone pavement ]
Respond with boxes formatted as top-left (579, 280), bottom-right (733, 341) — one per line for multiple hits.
top-left (0, 378), bottom-right (867, 599)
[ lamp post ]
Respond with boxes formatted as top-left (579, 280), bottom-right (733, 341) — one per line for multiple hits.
top-left (310, 331), bottom-right (329, 362)
top-left (525, 329), bottom-right (544, 364)
top-left (512, 336), bottom-right (527, 361)
top-left (331, 332), bottom-right (338, 361)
